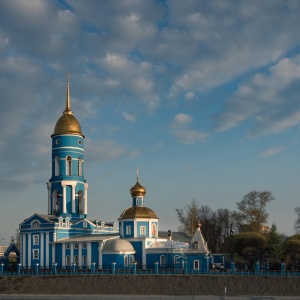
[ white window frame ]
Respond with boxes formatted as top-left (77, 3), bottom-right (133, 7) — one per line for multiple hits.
top-left (82, 255), bottom-right (87, 266)
top-left (66, 156), bottom-right (72, 176)
top-left (74, 255), bottom-right (78, 265)
top-left (174, 255), bottom-right (179, 265)
top-left (33, 234), bottom-right (39, 246)
top-left (140, 226), bottom-right (146, 235)
top-left (65, 219), bottom-right (70, 228)
top-left (129, 255), bottom-right (133, 266)
top-left (59, 219), bottom-right (63, 227)
top-left (74, 243), bottom-right (79, 249)
top-left (66, 255), bottom-right (71, 266)
top-left (83, 220), bottom-right (87, 228)
top-left (31, 221), bottom-right (40, 228)
top-left (193, 260), bottom-right (200, 270)
top-left (33, 249), bottom-right (39, 260)
top-left (82, 243), bottom-right (87, 249)
top-left (55, 156), bottom-right (60, 176)
top-left (66, 243), bottom-right (70, 249)
top-left (126, 225), bottom-right (131, 235)
top-left (160, 255), bottom-right (166, 267)
top-left (124, 255), bottom-right (128, 267)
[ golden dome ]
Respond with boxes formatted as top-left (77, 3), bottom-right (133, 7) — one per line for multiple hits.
top-left (119, 206), bottom-right (158, 220)
top-left (130, 179), bottom-right (146, 197)
top-left (51, 75), bottom-right (84, 138)
top-left (53, 113), bottom-right (83, 137)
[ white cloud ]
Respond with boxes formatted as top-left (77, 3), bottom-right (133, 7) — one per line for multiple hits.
top-left (260, 147), bottom-right (285, 158)
top-left (170, 114), bottom-right (207, 144)
top-left (214, 55), bottom-right (300, 136)
top-left (122, 112), bottom-right (136, 122)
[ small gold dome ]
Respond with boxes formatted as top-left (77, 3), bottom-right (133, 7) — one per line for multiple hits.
top-left (130, 179), bottom-right (146, 197)
top-left (119, 206), bottom-right (158, 220)
top-left (51, 75), bottom-right (84, 138)
top-left (52, 113), bottom-right (84, 137)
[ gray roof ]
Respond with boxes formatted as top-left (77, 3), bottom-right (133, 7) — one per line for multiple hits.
top-left (55, 234), bottom-right (119, 243)
top-left (102, 239), bottom-right (135, 253)
top-left (158, 231), bottom-right (190, 243)
top-left (186, 227), bottom-right (209, 254)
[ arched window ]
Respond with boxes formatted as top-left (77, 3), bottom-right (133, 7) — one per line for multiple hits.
top-left (74, 255), bottom-right (78, 265)
top-left (82, 255), bottom-right (87, 266)
top-left (160, 255), bottom-right (166, 267)
top-left (129, 256), bottom-right (133, 266)
top-left (193, 260), bottom-right (199, 270)
top-left (124, 255), bottom-right (128, 267)
top-left (59, 219), bottom-right (63, 227)
top-left (31, 221), bottom-right (40, 228)
top-left (66, 255), bottom-right (70, 266)
top-left (65, 219), bottom-right (70, 228)
top-left (53, 190), bottom-right (60, 214)
top-left (174, 255), bottom-right (179, 265)
top-left (78, 190), bottom-right (84, 214)
top-left (55, 156), bottom-right (60, 176)
top-left (78, 157), bottom-right (82, 176)
top-left (66, 156), bottom-right (72, 176)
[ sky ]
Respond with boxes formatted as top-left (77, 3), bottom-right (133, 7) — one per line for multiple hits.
top-left (1, 0), bottom-right (300, 244)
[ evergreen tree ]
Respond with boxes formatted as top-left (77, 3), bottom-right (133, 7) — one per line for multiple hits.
top-left (266, 223), bottom-right (284, 269)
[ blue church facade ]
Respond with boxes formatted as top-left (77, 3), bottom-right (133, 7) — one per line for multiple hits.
top-left (19, 77), bottom-right (211, 273)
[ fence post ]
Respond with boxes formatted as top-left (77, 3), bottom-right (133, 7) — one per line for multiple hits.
top-left (133, 262), bottom-right (137, 274)
top-left (231, 262), bottom-right (235, 275)
top-left (35, 263), bottom-right (39, 275)
top-left (154, 262), bottom-right (159, 274)
top-left (53, 263), bottom-right (57, 275)
top-left (255, 261), bottom-right (260, 275)
top-left (281, 262), bottom-right (286, 275)
top-left (111, 262), bottom-right (116, 274)
top-left (17, 263), bottom-right (21, 275)
top-left (72, 263), bottom-right (76, 274)
top-left (92, 262), bottom-right (96, 274)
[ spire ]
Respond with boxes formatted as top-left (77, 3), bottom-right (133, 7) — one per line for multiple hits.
top-left (136, 167), bottom-right (139, 181)
top-left (64, 74), bottom-right (72, 115)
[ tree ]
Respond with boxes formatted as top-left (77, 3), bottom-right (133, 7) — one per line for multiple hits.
top-left (284, 234), bottom-right (300, 270)
top-left (176, 199), bottom-right (199, 237)
top-left (294, 207), bottom-right (300, 233)
top-left (266, 223), bottom-right (284, 269)
top-left (224, 232), bottom-right (267, 269)
top-left (176, 200), bottom-right (239, 252)
top-left (236, 190), bottom-right (275, 233)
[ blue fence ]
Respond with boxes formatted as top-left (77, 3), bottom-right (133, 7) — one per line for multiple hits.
top-left (1, 268), bottom-right (300, 277)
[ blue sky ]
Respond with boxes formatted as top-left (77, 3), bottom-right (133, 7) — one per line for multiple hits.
top-left (1, 0), bottom-right (300, 243)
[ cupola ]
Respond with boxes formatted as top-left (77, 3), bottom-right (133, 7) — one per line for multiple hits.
top-left (51, 75), bottom-right (84, 138)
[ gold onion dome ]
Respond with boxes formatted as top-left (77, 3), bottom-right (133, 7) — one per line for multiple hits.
top-left (52, 75), bottom-right (84, 138)
top-left (130, 178), bottom-right (146, 197)
top-left (119, 206), bottom-right (158, 220)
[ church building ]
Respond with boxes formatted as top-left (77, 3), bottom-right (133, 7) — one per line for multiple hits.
top-left (19, 77), bottom-right (211, 272)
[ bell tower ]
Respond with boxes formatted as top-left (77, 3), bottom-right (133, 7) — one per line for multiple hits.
top-left (47, 75), bottom-right (88, 220)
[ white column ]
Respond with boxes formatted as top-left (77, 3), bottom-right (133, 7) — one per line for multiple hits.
top-left (62, 184), bottom-right (67, 213)
top-left (78, 243), bottom-right (82, 268)
top-left (62, 243), bottom-right (66, 268)
top-left (142, 239), bottom-right (146, 270)
top-left (47, 182), bottom-right (51, 214)
top-left (22, 234), bottom-right (26, 268)
top-left (134, 220), bottom-right (137, 237)
top-left (87, 242), bottom-right (91, 268)
top-left (99, 242), bottom-right (103, 269)
top-left (27, 233), bottom-right (31, 268)
top-left (71, 184), bottom-right (76, 213)
top-left (40, 233), bottom-right (44, 268)
top-left (70, 243), bottom-right (74, 265)
top-left (45, 232), bottom-right (49, 268)
top-left (52, 244), bottom-right (55, 265)
top-left (84, 184), bottom-right (88, 215)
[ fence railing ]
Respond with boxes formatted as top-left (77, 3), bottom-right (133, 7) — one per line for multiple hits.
top-left (1, 268), bottom-right (300, 277)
